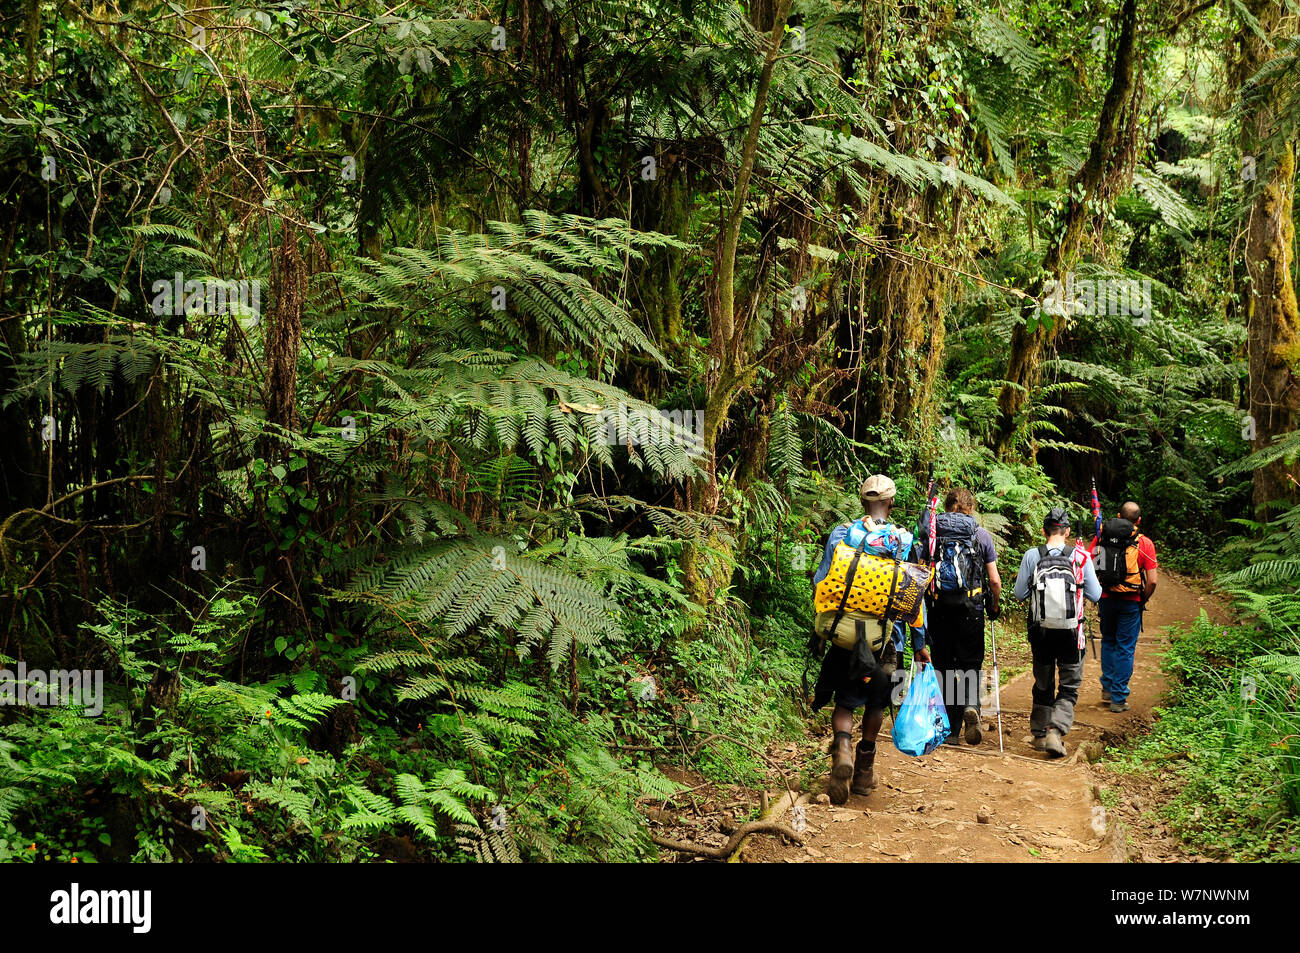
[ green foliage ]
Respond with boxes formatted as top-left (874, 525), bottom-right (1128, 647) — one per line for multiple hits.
top-left (0, 595), bottom-right (369, 861)
top-left (340, 769), bottom-right (493, 838)
top-left (1107, 614), bottom-right (1300, 860)
top-left (341, 212), bottom-right (690, 366)
top-left (2, 0), bottom-right (1296, 866)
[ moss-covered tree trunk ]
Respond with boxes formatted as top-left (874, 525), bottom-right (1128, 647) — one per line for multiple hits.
top-left (1234, 0), bottom-right (1300, 513)
top-left (631, 154), bottom-right (688, 355)
top-left (856, 186), bottom-right (946, 438)
top-left (832, 5), bottom-right (958, 445)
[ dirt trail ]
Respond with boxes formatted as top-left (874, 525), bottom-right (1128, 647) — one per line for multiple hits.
top-left (746, 572), bottom-right (1230, 863)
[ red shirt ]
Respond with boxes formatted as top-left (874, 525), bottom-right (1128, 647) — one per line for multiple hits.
top-left (1088, 534), bottom-right (1157, 600)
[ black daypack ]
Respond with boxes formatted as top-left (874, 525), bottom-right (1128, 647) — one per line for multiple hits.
top-left (932, 512), bottom-right (985, 610)
top-left (1094, 518), bottom-right (1145, 595)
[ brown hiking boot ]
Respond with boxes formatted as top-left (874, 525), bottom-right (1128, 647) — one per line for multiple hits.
top-left (1044, 728), bottom-right (1067, 758)
top-left (850, 742), bottom-right (877, 795)
top-left (827, 733), bottom-right (854, 804)
top-left (963, 707), bottom-right (983, 746)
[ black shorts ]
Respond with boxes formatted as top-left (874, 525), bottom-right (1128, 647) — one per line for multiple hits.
top-left (814, 644), bottom-right (897, 712)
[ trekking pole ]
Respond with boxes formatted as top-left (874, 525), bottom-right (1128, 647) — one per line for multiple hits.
top-left (989, 615), bottom-right (1004, 753)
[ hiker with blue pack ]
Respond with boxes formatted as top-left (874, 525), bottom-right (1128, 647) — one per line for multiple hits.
top-left (809, 475), bottom-right (932, 804)
top-left (918, 487), bottom-right (1002, 747)
top-left (1011, 507), bottom-right (1102, 758)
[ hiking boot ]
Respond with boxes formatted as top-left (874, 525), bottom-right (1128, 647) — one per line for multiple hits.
top-left (1043, 728), bottom-right (1067, 759)
top-left (850, 741), bottom-right (877, 795)
top-left (963, 707), bottom-right (982, 746)
top-left (1109, 700), bottom-right (1130, 713)
top-left (943, 733), bottom-right (962, 746)
top-left (1101, 690), bottom-right (1112, 703)
top-left (828, 733), bottom-right (854, 804)
top-left (1032, 735), bottom-right (1047, 751)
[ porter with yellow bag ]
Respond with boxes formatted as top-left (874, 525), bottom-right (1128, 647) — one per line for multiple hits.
top-left (809, 475), bottom-right (934, 805)
top-left (813, 517), bottom-right (932, 650)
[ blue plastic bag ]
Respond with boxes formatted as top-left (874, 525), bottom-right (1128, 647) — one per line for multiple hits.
top-left (891, 664), bottom-right (950, 756)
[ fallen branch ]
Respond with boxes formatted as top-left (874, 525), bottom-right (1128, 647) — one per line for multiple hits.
top-left (650, 820), bottom-right (804, 859)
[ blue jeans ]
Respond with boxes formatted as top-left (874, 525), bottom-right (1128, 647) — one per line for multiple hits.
top-left (1099, 598), bottom-right (1142, 703)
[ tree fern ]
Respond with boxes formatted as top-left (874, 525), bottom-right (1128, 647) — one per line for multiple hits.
top-left (768, 399), bottom-right (805, 483)
top-left (338, 212), bottom-right (691, 366)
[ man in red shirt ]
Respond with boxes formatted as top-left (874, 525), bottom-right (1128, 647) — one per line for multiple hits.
top-left (1095, 501), bottom-right (1158, 712)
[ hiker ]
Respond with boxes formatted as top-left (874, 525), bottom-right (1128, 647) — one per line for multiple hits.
top-left (811, 474), bottom-right (929, 804)
top-left (1092, 501), bottom-right (1158, 713)
top-left (921, 488), bottom-right (1001, 746)
top-left (1012, 507), bottom-right (1102, 758)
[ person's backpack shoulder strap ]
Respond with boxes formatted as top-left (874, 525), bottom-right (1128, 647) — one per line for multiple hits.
top-left (1133, 531), bottom-right (1149, 594)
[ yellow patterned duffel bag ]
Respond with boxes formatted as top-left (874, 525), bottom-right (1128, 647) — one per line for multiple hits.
top-left (813, 544), bottom-right (932, 630)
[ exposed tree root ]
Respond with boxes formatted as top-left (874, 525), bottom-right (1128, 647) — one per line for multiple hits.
top-left (650, 820), bottom-right (805, 859)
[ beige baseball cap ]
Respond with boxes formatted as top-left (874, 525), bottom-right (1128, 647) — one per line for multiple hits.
top-left (860, 475), bottom-right (897, 501)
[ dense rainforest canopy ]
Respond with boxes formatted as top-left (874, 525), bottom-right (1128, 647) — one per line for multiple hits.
top-left (0, 0), bottom-right (1297, 863)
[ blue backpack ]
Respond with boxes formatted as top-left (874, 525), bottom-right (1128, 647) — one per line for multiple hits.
top-left (931, 512), bottom-right (985, 610)
top-left (844, 517), bottom-right (913, 559)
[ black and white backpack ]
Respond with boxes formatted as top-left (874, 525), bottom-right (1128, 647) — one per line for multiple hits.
top-left (1030, 545), bottom-right (1080, 630)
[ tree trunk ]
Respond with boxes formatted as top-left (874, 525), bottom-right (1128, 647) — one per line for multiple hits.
top-left (856, 187), bottom-right (946, 437)
top-left (993, 0), bottom-right (1142, 459)
top-left (1234, 0), bottom-right (1300, 514)
top-left (265, 224), bottom-right (305, 448)
top-left (680, 0), bottom-right (792, 605)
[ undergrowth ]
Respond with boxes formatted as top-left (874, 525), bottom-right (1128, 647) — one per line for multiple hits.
top-left (1105, 613), bottom-right (1300, 861)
